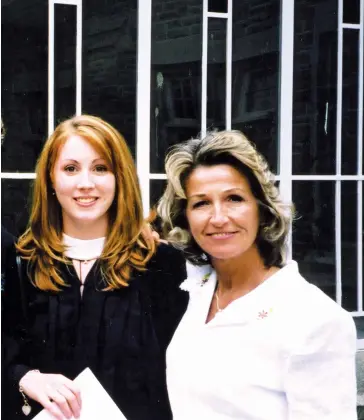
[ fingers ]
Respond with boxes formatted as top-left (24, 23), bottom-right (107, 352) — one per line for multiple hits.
top-left (38, 395), bottom-right (65, 420)
top-left (59, 377), bottom-right (82, 410)
top-left (46, 387), bottom-right (73, 419)
top-left (57, 384), bottom-right (81, 419)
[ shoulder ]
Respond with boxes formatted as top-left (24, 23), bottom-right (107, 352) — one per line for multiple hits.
top-left (278, 262), bottom-right (356, 353)
top-left (147, 243), bottom-right (186, 275)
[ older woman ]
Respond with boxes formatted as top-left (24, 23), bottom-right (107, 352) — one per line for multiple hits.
top-left (2, 115), bottom-right (188, 420)
top-left (158, 130), bottom-right (357, 419)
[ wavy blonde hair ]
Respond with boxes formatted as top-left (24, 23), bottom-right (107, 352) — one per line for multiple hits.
top-left (158, 130), bottom-right (293, 267)
top-left (17, 114), bottom-right (155, 291)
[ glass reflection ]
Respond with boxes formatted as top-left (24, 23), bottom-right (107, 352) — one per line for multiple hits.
top-left (292, 181), bottom-right (336, 301)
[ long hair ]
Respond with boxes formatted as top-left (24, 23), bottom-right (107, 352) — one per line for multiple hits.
top-left (158, 130), bottom-right (293, 268)
top-left (17, 115), bottom-right (155, 291)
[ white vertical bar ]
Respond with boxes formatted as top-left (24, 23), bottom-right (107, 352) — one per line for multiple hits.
top-left (278, 0), bottom-right (294, 259)
top-left (335, 0), bottom-right (344, 305)
top-left (225, 0), bottom-right (233, 130)
top-left (136, 0), bottom-right (152, 217)
top-left (76, 1), bottom-right (82, 115)
top-left (357, 0), bottom-right (364, 311)
top-left (201, 0), bottom-right (208, 137)
top-left (48, 1), bottom-right (55, 135)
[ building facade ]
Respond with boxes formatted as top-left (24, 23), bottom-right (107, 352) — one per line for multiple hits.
top-left (1, 0), bottom-right (364, 346)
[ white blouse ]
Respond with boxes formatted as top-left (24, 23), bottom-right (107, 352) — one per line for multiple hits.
top-left (166, 261), bottom-right (357, 420)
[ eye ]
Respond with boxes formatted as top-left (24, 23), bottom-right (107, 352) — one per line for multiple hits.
top-left (192, 200), bottom-right (209, 209)
top-left (64, 165), bottom-right (77, 173)
top-left (227, 194), bottom-right (244, 202)
top-left (94, 165), bottom-right (108, 173)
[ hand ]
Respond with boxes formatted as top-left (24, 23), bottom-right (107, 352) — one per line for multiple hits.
top-left (19, 371), bottom-right (82, 419)
top-left (141, 223), bottom-right (168, 245)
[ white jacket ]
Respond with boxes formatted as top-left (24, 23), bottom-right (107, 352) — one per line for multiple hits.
top-left (166, 261), bottom-right (357, 420)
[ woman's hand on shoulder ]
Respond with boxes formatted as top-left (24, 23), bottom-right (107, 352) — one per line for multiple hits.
top-left (19, 370), bottom-right (82, 419)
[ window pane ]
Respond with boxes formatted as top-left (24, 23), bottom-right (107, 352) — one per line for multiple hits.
top-left (343, 0), bottom-right (360, 24)
top-left (293, 0), bottom-right (338, 174)
top-left (341, 181), bottom-right (358, 311)
top-left (207, 18), bottom-right (226, 130)
top-left (208, 0), bottom-right (227, 13)
top-left (342, 29), bottom-right (359, 175)
top-left (1, 179), bottom-right (33, 237)
top-left (55, 4), bottom-right (77, 125)
top-left (150, 179), bottom-right (167, 236)
top-left (150, 0), bottom-right (203, 173)
top-left (1, 1), bottom-right (48, 172)
top-left (82, 0), bottom-right (138, 155)
top-left (292, 181), bottom-right (336, 301)
top-left (354, 317), bottom-right (364, 340)
top-left (232, 0), bottom-right (280, 173)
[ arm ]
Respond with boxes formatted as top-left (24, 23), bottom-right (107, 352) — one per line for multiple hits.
top-left (284, 310), bottom-right (357, 420)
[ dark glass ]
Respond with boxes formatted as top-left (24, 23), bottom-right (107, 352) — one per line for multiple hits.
top-left (82, 0), bottom-right (138, 156)
top-left (54, 4), bottom-right (76, 125)
top-left (208, 0), bottom-right (227, 13)
top-left (1, 1), bottom-right (48, 172)
top-left (292, 181), bottom-right (336, 301)
top-left (341, 182), bottom-right (358, 310)
top-left (207, 18), bottom-right (226, 130)
top-left (342, 29), bottom-right (359, 174)
top-left (232, 0), bottom-right (280, 173)
top-left (1, 180), bottom-right (33, 236)
top-left (354, 317), bottom-right (364, 340)
top-left (343, 0), bottom-right (360, 24)
top-left (150, 0), bottom-right (203, 173)
top-left (150, 179), bottom-right (167, 236)
top-left (293, 0), bottom-right (338, 174)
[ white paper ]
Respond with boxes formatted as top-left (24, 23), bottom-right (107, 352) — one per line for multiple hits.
top-left (33, 368), bottom-right (128, 420)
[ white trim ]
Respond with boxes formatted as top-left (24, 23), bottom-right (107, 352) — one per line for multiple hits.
top-left (351, 311), bottom-right (364, 317)
top-left (357, 339), bottom-right (364, 350)
top-left (291, 175), bottom-right (364, 181)
top-left (201, 0), bottom-right (208, 137)
top-left (0, 173), bottom-right (36, 179)
top-left (357, 0), bottom-right (364, 311)
top-left (207, 12), bottom-right (228, 19)
top-left (342, 23), bottom-right (360, 29)
top-left (54, 0), bottom-right (79, 4)
top-left (76, 1), bottom-right (82, 115)
top-left (149, 174), bottom-right (167, 180)
top-left (335, 0), bottom-right (344, 306)
top-left (225, 0), bottom-right (233, 130)
top-left (278, 0), bottom-right (294, 259)
top-left (136, 0), bottom-right (152, 216)
top-left (48, 1), bottom-right (55, 135)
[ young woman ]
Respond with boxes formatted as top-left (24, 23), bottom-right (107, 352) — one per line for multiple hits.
top-left (158, 130), bottom-right (357, 419)
top-left (2, 115), bottom-right (188, 420)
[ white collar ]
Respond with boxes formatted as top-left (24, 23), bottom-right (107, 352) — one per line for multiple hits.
top-left (63, 233), bottom-right (106, 260)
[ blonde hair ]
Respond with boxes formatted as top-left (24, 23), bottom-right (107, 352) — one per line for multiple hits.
top-left (17, 114), bottom-right (155, 291)
top-left (158, 130), bottom-right (293, 267)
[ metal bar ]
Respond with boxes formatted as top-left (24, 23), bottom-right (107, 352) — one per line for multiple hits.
top-left (342, 23), bottom-right (361, 29)
top-left (136, 0), bottom-right (152, 216)
top-left (335, 0), bottom-right (344, 305)
top-left (357, 339), bottom-right (364, 350)
top-left (291, 175), bottom-right (364, 181)
top-left (201, 0), bottom-right (208, 137)
top-left (76, 1), bottom-right (82, 115)
top-left (48, 1), bottom-right (55, 135)
top-left (207, 12), bottom-right (228, 19)
top-left (278, 0), bottom-right (294, 258)
top-left (357, 0), bottom-right (364, 311)
top-left (54, 0), bottom-right (79, 4)
top-left (225, 0), bottom-right (233, 130)
top-left (0, 173), bottom-right (37, 179)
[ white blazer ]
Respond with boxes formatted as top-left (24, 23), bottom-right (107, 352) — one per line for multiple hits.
top-left (166, 261), bottom-right (357, 420)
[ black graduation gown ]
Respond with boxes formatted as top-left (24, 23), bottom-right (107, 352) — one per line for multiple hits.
top-left (2, 244), bottom-right (188, 420)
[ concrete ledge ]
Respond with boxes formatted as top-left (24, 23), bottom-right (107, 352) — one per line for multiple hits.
top-left (357, 351), bottom-right (364, 406)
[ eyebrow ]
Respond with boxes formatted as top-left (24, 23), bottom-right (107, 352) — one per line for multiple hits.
top-left (60, 158), bottom-right (106, 163)
top-left (188, 187), bottom-right (248, 198)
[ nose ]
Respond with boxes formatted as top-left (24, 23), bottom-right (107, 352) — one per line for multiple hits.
top-left (209, 204), bottom-right (229, 226)
top-left (77, 170), bottom-right (95, 189)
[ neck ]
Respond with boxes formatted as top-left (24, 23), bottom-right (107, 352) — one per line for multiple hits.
top-left (212, 247), bottom-right (274, 294)
top-left (63, 219), bottom-right (108, 240)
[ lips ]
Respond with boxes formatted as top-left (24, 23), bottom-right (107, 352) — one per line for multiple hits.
top-left (74, 197), bottom-right (98, 204)
top-left (206, 232), bottom-right (238, 237)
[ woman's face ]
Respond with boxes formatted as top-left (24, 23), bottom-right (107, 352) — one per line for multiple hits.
top-left (185, 164), bottom-right (260, 262)
top-left (52, 135), bottom-right (116, 238)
